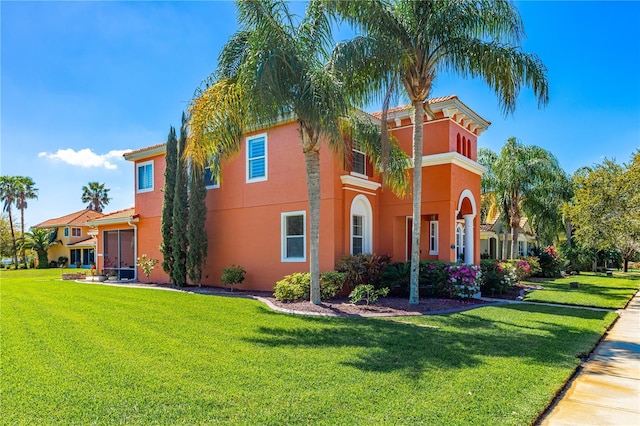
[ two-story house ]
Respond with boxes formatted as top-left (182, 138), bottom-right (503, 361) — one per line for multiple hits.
top-left (33, 209), bottom-right (104, 267)
top-left (87, 95), bottom-right (489, 290)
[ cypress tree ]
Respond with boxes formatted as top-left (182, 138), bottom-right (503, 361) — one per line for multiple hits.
top-left (171, 113), bottom-right (189, 286)
top-left (160, 126), bottom-right (177, 281)
top-left (187, 160), bottom-right (208, 286)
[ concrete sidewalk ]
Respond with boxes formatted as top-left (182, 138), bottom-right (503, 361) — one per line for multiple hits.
top-left (538, 291), bottom-right (640, 425)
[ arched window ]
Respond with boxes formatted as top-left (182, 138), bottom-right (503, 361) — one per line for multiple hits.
top-left (350, 195), bottom-right (373, 255)
top-left (467, 139), bottom-right (471, 158)
top-left (462, 136), bottom-right (467, 156)
top-left (456, 134), bottom-right (461, 153)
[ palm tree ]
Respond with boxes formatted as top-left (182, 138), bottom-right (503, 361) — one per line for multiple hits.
top-left (15, 176), bottom-right (38, 265)
top-left (326, 0), bottom-right (549, 303)
top-left (486, 137), bottom-right (568, 259)
top-left (0, 176), bottom-right (19, 265)
top-left (18, 228), bottom-right (60, 269)
top-left (188, 0), bottom-right (408, 304)
top-left (81, 182), bottom-right (111, 213)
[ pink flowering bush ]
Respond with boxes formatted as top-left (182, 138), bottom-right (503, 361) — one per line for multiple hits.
top-left (447, 264), bottom-right (482, 299)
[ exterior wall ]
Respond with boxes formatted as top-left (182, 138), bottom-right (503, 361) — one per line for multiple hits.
top-left (126, 103), bottom-right (484, 291)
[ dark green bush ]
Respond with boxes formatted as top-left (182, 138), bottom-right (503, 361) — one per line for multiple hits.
top-left (221, 264), bottom-right (246, 291)
top-left (379, 262), bottom-right (411, 295)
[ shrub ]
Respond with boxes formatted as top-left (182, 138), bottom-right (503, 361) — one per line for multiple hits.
top-left (480, 259), bottom-right (518, 296)
top-left (448, 263), bottom-right (482, 299)
top-left (336, 253), bottom-right (392, 290)
top-left (274, 272), bottom-right (309, 302)
top-left (535, 245), bottom-right (563, 278)
top-left (137, 254), bottom-right (159, 280)
top-left (221, 264), bottom-right (246, 291)
top-left (349, 284), bottom-right (389, 305)
top-left (508, 259), bottom-right (532, 281)
top-left (57, 256), bottom-right (68, 267)
top-left (420, 261), bottom-right (455, 297)
top-left (274, 271), bottom-right (344, 302)
top-left (379, 262), bottom-right (411, 296)
top-left (319, 271), bottom-right (345, 300)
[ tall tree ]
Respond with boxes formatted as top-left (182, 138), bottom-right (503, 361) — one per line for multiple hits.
top-left (15, 176), bottom-right (38, 265)
top-left (0, 176), bottom-right (19, 265)
top-left (567, 151), bottom-right (640, 272)
top-left (161, 126), bottom-right (178, 281)
top-left (187, 159), bottom-right (208, 286)
top-left (17, 228), bottom-right (60, 269)
top-left (171, 113), bottom-right (189, 286)
top-left (81, 182), bottom-right (111, 212)
top-left (188, 0), bottom-right (408, 304)
top-left (484, 137), bottom-right (568, 259)
top-left (0, 215), bottom-right (13, 259)
top-left (327, 0), bottom-right (549, 303)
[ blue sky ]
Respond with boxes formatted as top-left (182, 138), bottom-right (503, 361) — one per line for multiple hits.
top-left (2, 1), bottom-right (639, 229)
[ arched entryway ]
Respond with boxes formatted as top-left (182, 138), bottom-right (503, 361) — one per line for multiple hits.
top-left (456, 189), bottom-right (477, 265)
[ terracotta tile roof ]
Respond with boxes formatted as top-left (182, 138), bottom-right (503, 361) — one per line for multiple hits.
top-left (85, 207), bottom-right (137, 226)
top-left (99, 207), bottom-right (136, 220)
top-left (123, 143), bottom-right (166, 160)
top-left (480, 223), bottom-right (496, 232)
top-left (33, 209), bottom-right (105, 228)
top-left (67, 236), bottom-right (97, 247)
top-left (370, 95), bottom-right (458, 118)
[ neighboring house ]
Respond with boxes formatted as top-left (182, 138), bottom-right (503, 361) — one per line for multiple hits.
top-left (32, 209), bottom-right (104, 267)
top-left (480, 213), bottom-right (537, 260)
top-left (90, 95), bottom-right (489, 289)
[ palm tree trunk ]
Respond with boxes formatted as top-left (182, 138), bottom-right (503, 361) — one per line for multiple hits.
top-left (409, 100), bottom-right (425, 305)
top-left (20, 204), bottom-right (26, 266)
top-left (510, 226), bottom-right (519, 259)
top-left (302, 136), bottom-right (322, 305)
top-left (8, 208), bottom-right (18, 266)
top-left (502, 231), bottom-right (508, 260)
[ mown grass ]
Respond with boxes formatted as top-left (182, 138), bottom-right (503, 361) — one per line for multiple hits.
top-left (522, 272), bottom-right (640, 309)
top-left (1, 269), bottom-right (617, 425)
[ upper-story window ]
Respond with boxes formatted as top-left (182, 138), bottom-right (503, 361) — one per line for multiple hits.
top-left (64, 227), bottom-right (69, 237)
top-left (136, 160), bottom-right (154, 193)
top-left (247, 134), bottom-right (267, 183)
top-left (204, 158), bottom-right (220, 189)
top-left (352, 141), bottom-right (367, 176)
top-left (71, 227), bottom-right (81, 237)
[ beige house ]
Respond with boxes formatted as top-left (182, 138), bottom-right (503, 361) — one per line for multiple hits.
top-left (480, 213), bottom-right (537, 260)
top-left (33, 209), bottom-right (104, 268)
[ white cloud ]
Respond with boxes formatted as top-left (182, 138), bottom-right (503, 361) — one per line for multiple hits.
top-left (38, 148), bottom-right (132, 170)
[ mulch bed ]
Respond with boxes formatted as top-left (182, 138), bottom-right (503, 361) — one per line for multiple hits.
top-left (260, 295), bottom-right (491, 317)
top-left (93, 282), bottom-right (536, 317)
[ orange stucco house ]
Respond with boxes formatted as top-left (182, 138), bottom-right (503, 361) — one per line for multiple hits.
top-left (87, 95), bottom-right (489, 291)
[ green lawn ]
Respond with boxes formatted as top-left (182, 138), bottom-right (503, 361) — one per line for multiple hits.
top-left (1, 269), bottom-right (617, 425)
top-left (522, 272), bottom-right (640, 309)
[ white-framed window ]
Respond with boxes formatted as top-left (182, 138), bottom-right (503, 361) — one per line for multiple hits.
top-left (429, 221), bottom-right (439, 255)
top-left (246, 134), bottom-right (267, 182)
top-left (64, 227), bottom-right (69, 237)
top-left (204, 159), bottom-right (220, 189)
top-left (71, 227), bottom-right (81, 237)
top-left (281, 211), bottom-right (306, 262)
top-left (352, 215), bottom-right (364, 255)
top-left (350, 195), bottom-right (373, 255)
top-left (136, 160), bottom-right (154, 193)
top-left (518, 240), bottom-right (525, 256)
top-left (351, 141), bottom-right (367, 177)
